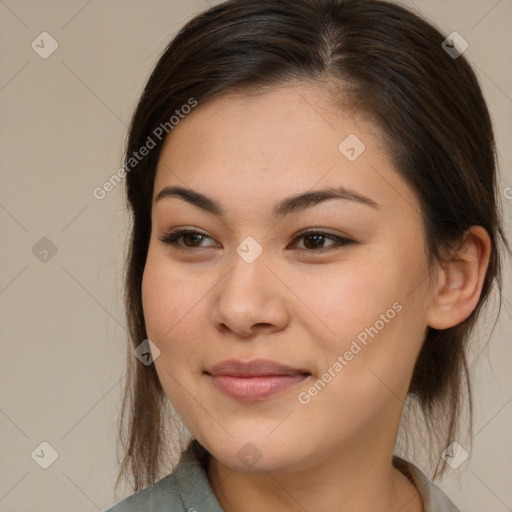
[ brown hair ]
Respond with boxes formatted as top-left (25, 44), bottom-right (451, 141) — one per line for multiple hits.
top-left (116, 0), bottom-right (510, 492)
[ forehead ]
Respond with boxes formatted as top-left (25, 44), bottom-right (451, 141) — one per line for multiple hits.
top-left (153, 82), bottom-right (421, 225)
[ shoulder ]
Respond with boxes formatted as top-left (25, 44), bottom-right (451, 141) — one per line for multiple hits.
top-left (393, 456), bottom-right (461, 512)
top-left (105, 440), bottom-right (223, 512)
top-left (104, 472), bottom-right (183, 512)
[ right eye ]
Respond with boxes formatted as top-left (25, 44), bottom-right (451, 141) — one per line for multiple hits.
top-left (159, 229), bottom-right (219, 250)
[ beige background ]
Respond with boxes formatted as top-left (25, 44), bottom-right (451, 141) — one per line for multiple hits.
top-left (0, 0), bottom-right (511, 510)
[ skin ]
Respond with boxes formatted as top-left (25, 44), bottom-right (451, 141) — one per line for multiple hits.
top-left (141, 81), bottom-right (491, 512)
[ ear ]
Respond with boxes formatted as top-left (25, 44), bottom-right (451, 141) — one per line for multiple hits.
top-left (426, 226), bottom-right (492, 330)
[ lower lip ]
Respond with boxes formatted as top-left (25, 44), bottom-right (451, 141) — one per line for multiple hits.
top-left (208, 374), bottom-right (309, 401)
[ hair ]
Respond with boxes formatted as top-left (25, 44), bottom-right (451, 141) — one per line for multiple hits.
top-left (116, 0), bottom-right (510, 493)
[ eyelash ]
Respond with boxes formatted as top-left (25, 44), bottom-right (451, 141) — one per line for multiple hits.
top-left (158, 228), bottom-right (355, 253)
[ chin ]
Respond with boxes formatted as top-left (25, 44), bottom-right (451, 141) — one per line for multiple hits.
top-left (197, 430), bottom-right (313, 474)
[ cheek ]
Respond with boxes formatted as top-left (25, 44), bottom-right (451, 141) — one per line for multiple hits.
top-left (141, 255), bottom-right (198, 402)
top-left (141, 248), bottom-right (219, 377)
top-left (142, 249), bottom-right (200, 340)
top-left (141, 258), bottom-right (173, 340)
top-left (301, 252), bottom-right (426, 382)
top-left (296, 258), bottom-right (401, 345)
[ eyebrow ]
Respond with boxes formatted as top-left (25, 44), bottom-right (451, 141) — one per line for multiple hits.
top-left (154, 184), bottom-right (379, 219)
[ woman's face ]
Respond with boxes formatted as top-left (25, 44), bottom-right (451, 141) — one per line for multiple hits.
top-left (142, 82), bottom-right (438, 472)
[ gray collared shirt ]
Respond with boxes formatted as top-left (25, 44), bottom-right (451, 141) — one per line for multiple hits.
top-left (105, 441), bottom-right (461, 512)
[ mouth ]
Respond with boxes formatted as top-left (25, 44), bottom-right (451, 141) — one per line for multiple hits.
top-left (205, 359), bottom-right (311, 401)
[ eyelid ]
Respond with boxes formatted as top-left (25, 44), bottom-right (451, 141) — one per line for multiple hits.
top-left (293, 227), bottom-right (352, 240)
top-left (289, 229), bottom-right (355, 252)
top-left (158, 227), bottom-right (218, 247)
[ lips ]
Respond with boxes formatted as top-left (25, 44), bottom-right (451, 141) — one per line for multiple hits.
top-left (205, 359), bottom-right (310, 401)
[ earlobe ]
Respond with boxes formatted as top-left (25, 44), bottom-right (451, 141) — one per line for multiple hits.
top-left (426, 226), bottom-right (491, 330)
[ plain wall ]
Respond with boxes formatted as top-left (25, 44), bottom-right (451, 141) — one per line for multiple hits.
top-left (1, 1), bottom-right (511, 510)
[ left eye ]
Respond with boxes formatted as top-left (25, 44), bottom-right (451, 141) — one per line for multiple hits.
top-left (159, 229), bottom-right (355, 252)
top-left (291, 230), bottom-right (354, 251)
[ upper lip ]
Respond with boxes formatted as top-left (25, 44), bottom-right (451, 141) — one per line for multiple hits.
top-left (206, 359), bottom-right (310, 377)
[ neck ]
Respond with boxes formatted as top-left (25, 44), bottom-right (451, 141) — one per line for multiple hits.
top-left (206, 413), bottom-right (424, 512)
top-left (208, 449), bottom-right (423, 512)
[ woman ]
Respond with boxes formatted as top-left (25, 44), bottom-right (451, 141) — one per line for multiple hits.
top-left (106, 0), bottom-right (509, 510)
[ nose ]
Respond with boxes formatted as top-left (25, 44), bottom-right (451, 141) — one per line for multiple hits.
top-left (211, 248), bottom-right (290, 338)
